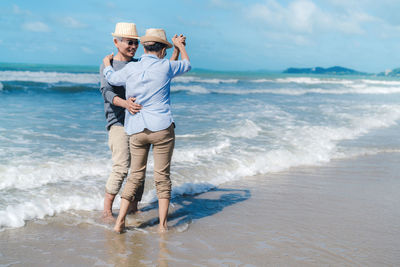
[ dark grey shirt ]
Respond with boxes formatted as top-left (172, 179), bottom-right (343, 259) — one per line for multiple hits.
top-left (99, 59), bottom-right (137, 130)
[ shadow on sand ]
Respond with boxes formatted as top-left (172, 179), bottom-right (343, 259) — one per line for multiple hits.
top-left (127, 188), bottom-right (251, 230)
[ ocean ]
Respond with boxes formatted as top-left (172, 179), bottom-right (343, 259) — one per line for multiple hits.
top-left (1, 63), bottom-right (400, 231)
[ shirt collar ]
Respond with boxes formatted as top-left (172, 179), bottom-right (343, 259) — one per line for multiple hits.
top-left (141, 54), bottom-right (160, 60)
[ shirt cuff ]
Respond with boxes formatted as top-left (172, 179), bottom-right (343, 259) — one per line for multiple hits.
top-left (103, 65), bottom-right (114, 77)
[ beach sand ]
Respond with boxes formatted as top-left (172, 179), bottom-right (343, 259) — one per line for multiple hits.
top-left (1, 152), bottom-right (399, 266)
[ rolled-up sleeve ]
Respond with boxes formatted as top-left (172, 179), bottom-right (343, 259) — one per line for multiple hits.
top-left (102, 85), bottom-right (117, 104)
top-left (170, 59), bottom-right (191, 78)
top-left (103, 64), bottom-right (131, 87)
top-left (99, 64), bottom-right (117, 104)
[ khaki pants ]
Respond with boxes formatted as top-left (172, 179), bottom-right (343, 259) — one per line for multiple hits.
top-left (121, 124), bottom-right (175, 201)
top-left (105, 125), bottom-right (144, 201)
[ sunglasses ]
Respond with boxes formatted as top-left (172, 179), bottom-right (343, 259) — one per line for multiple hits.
top-left (121, 39), bottom-right (139, 46)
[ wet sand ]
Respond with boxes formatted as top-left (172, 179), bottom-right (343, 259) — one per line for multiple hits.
top-left (1, 152), bottom-right (400, 266)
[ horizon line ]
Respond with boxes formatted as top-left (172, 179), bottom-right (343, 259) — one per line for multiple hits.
top-left (0, 61), bottom-right (395, 74)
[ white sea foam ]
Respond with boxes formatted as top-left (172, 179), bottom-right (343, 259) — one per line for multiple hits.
top-left (359, 79), bottom-right (400, 86)
top-left (170, 85), bottom-right (400, 95)
top-left (173, 139), bottom-right (231, 163)
top-left (274, 77), bottom-right (355, 85)
top-left (0, 70), bottom-right (99, 84)
top-left (171, 85), bottom-right (210, 94)
top-left (2, 104), bottom-right (400, 230)
top-left (144, 105), bottom-right (400, 210)
top-left (0, 193), bottom-right (104, 229)
top-left (264, 86), bottom-right (400, 95)
top-left (224, 119), bottom-right (262, 138)
top-left (173, 76), bottom-right (238, 84)
top-left (2, 72), bottom-right (400, 231)
top-left (0, 157), bottom-right (110, 190)
top-left (250, 79), bottom-right (275, 83)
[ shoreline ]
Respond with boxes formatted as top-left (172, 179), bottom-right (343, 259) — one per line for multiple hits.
top-left (1, 152), bottom-right (400, 266)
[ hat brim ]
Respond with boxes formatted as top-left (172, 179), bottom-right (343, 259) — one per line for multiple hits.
top-left (111, 33), bottom-right (140, 39)
top-left (140, 36), bottom-right (173, 48)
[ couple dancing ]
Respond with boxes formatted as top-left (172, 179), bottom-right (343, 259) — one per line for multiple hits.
top-left (99, 22), bottom-right (191, 233)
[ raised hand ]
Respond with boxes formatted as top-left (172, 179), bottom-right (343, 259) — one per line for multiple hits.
top-left (172, 34), bottom-right (186, 49)
top-left (103, 53), bottom-right (114, 67)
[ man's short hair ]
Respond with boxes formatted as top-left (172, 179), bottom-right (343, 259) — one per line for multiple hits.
top-left (143, 42), bottom-right (167, 52)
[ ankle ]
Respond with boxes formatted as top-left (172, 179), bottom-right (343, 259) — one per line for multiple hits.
top-left (102, 210), bottom-right (113, 217)
top-left (158, 225), bottom-right (168, 233)
top-left (116, 217), bottom-right (125, 225)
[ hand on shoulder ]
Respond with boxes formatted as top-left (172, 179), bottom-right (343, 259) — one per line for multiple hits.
top-left (103, 53), bottom-right (114, 67)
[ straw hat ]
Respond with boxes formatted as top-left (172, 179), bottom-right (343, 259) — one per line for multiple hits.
top-left (140, 28), bottom-right (172, 48)
top-left (111, 22), bottom-right (140, 39)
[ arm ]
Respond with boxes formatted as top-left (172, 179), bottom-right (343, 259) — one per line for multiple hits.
top-left (170, 47), bottom-right (179, 61)
top-left (113, 96), bottom-right (142, 114)
top-left (100, 57), bottom-right (142, 114)
top-left (171, 34), bottom-right (188, 61)
top-left (176, 42), bottom-right (189, 61)
top-left (99, 63), bottom-right (118, 104)
top-left (169, 35), bottom-right (191, 77)
top-left (170, 34), bottom-right (185, 61)
top-left (102, 53), bottom-right (129, 86)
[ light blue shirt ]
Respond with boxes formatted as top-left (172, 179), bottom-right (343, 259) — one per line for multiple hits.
top-left (103, 54), bottom-right (191, 135)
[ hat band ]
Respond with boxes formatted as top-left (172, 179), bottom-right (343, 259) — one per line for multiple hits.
top-left (140, 36), bottom-right (172, 48)
top-left (112, 33), bottom-right (140, 39)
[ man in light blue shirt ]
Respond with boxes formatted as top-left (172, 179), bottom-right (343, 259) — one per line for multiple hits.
top-left (103, 29), bottom-right (191, 233)
top-left (103, 51), bottom-right (191, 135)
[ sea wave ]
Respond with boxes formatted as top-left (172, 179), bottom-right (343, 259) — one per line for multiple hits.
top-left (274, 77), bottom-right (355, 85)
top-left (0, 157), bottom-right (110, 191)
top-left (171, 85), bottom-right (400, 95)
top-left (0, 70), bottom-right (99, 84)
top-left (251, 77), bottom-right (400, 86)
top-left (174, 76), bottom-right (239, 84)
top-left (171, 85), bottom-right (211, 94)
top-left (0, 191), bottom-right (104, 229)
top-left (142, 105), bottom-right (400, 204)
top-left (1, 103), bottom-right (400, 230)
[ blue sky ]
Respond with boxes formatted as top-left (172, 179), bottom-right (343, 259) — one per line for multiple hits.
top-left (1, 0), bottom-right (400, 72)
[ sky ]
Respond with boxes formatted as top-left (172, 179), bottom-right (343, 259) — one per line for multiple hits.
top-left (1, 0), bottom-right (400, 72)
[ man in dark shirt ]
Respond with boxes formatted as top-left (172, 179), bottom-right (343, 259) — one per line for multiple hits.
top-left (99, 22), bottom-right (143, 222)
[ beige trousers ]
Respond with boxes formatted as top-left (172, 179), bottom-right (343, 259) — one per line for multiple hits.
top-left (105, 125), bottom-right (144, 200)
top-left (121, 124), bottom-right (175, 201)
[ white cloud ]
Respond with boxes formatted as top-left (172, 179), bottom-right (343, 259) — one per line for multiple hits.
top-left (268, 31), bottom-right (314, 46)
top-left (61, 17), bottom-right (86, 28)
top-left (106, 2), bottom-right (116, 8)
top-left (248, 0), bottom-right (319, 33)
top-left (81, 46), bottom-right (94, 54)
top-left (288, 0), bottom-right (317, 33)
top-left (247, 0), bottom-right (375, 35)
top-left (22, 22), bottom-right (51, 32)
top-left (13, 5), bottom-right (32, 16)
top-left (209, 0), bottom-right (234, 9)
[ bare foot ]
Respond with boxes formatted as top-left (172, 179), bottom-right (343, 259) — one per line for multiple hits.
top-left (101, 211), bottom-right (116, 224)
top-left (158, 225), bottom-right (168, 233)
top-left (114, 219), bottom-right (126, 233)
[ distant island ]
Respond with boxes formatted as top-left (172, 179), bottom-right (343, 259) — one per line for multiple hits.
top-left (283, 66), bottom-right (366, 75)
top-left (378, 68), bottom-right (400, 77)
